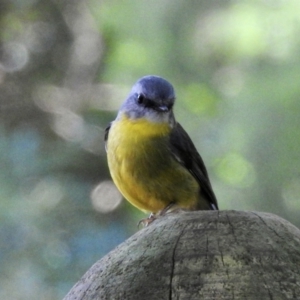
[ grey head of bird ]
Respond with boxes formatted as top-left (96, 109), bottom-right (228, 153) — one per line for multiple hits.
top-left (118, 75), bottom-right (176, 125)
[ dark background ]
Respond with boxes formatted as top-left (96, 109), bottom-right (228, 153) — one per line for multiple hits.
top-left (1, 1), bottom-right (300, 299)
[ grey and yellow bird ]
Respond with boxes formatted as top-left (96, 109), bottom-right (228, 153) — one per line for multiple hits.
top-left (105, 75), bottom-right (218, 223)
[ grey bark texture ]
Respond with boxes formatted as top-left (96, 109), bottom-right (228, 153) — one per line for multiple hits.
top-left (64, 210), bottom-right (300, 300)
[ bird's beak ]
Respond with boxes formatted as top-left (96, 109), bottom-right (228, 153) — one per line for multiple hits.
top-left (157, 105), bottom-right (169, 112)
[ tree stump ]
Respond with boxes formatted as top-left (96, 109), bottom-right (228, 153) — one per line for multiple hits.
top-left (63, 210), bottom-right (300, 299)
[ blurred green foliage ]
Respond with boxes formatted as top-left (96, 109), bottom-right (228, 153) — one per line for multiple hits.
top-left (1, 0), bottom-right (300, 299)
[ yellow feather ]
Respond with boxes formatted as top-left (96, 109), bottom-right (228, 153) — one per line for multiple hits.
top-left (106, 113), bottom-right (200, 213)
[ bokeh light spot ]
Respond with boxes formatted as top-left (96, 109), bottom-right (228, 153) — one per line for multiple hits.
top-left (113, 40), bottom-right (147, 68)
top-left (282, 178), bottom-right (300, 211)
top-left (181, 83), bottom-right (217, 115)
top-left (74, 33), bottom-right (102, 66)
top-left (215, 152), bottom-right (256, 187)
top-left (0, 42), bottom-right (29, 72)
top-left (213, 66), bottom-right (244, 97)
top-left (52, 111), bottom-right (84, 142)
top-left (33, 85), bottom-right (81, 113)
top-left (91, 181), bottom-right (122, 213)
top-left (29, 178), bottom-right (64, 211)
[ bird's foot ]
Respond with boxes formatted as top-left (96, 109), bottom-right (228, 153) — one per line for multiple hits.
top-left (137, 204), bottom-right (184, 228)
top-left (137, 213), bottom-right (157, 228)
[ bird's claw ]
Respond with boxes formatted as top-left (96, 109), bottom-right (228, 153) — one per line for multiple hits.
top-left (137, 213), bottom-right (157, 228)
top-left (137, 203), bottom-right (184, 228)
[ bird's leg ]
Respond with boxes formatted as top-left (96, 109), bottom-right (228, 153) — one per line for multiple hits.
top-left (137, 203), bottom-right (183, 228)
top-left (158, 202), bottom-right (182, 216)
top-left (137, 212), bottom-right (157, 228)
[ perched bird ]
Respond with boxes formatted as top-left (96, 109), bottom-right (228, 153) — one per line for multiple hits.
top-left (105, 75), bottom-right (218, 223)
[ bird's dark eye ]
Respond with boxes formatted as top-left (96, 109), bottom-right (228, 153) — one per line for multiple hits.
top-left (137, 93), bottom-right (145, 105)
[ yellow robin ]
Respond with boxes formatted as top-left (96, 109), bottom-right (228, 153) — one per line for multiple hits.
top-left (105, 75), bottom-right (218, 222)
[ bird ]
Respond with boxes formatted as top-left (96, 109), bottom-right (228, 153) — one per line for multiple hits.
top-left (105, 75), bottom-right (218, 224)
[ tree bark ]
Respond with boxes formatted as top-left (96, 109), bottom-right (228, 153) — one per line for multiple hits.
top-left (64, 210), bottom-right (300, 299)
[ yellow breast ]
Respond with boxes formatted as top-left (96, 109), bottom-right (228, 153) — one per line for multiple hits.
top-left (106, 113), bottom-right (199, 213)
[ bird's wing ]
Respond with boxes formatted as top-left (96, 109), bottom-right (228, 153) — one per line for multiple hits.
top-left (169, 122), bottom-right (218, 210)
top-left (104, 122), bottom-right (112, 152)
